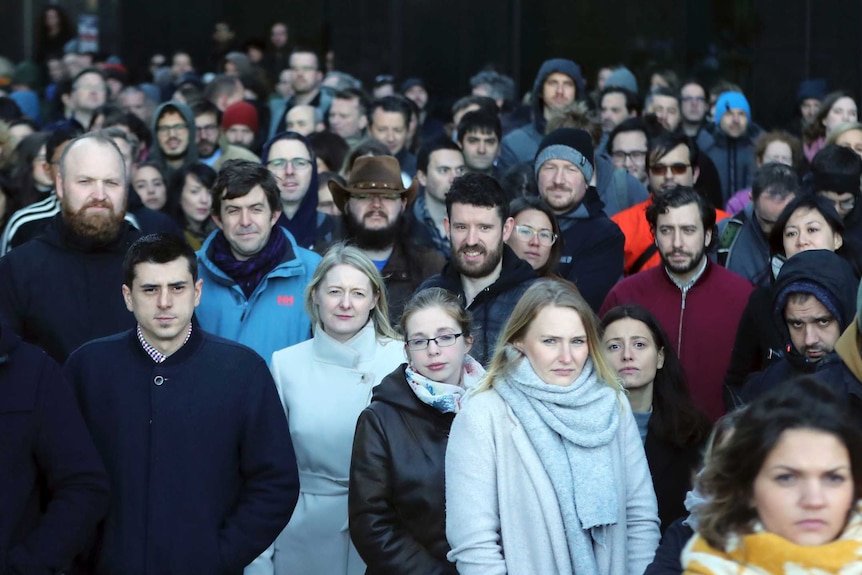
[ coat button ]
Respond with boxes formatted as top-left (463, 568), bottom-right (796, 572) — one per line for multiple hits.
top-left (154, 375), bottom-right (165, 386)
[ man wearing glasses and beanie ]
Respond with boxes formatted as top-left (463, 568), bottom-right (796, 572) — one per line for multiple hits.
top-left (534, 128), bottom-right (625, 311)
top-left (612, 132), bottom-right (731, 276)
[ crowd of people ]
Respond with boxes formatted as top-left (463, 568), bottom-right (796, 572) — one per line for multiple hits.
top-left (4, 5), bottom-right (862, 575)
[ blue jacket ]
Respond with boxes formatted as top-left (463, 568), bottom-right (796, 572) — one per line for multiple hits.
top-left (196, 227), bottom-right (321, 362)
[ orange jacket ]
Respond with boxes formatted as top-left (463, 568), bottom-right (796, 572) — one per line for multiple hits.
top-left (612, 198), bottom-right (730, 276)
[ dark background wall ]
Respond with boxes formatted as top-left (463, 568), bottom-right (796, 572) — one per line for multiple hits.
top-left (2, 0), bottom-right (860, 129)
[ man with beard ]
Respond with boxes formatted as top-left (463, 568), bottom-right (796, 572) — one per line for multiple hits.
top-left (418, 172), bottom-right (536, 365)
top-left (600, 187), bottom-right (753, 421)
top-left (329, 155), bottom-right (444, 321)
top-left (0, 134), bottom-right (140, 362)
top-left (150, 101), bottom-right (198, 178)
top-left (192, 100), bottom-right (259, 170)
top-left (261, 132), bottom-right (338, 252)
top-left (612, 132), bottom-right (731, 275)
top-left (535, 128), bottom-right (625, 311)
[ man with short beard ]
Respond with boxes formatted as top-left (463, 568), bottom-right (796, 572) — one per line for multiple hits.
top-left (192, 100), bottom-right (259, 171)
top-left (150, 101), bottom-right (198, 178)
top-left (600, 187), bottom-right (753, 422)
top-left (419, 172), bottom-right (536, 365)
top-left (329, 156), bottom-right (444, 321)
top-left (535, 128), bottom-right (625, 311)
top-left (0, 134), bottom-right (140, 362)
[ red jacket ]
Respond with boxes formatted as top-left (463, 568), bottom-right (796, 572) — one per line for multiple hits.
top-left (600, 262), bottom-right (753, 421)
top-left (612, 198), bottom-right (730, 276)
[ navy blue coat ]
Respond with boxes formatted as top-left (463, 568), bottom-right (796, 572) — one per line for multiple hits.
top-left (66, 327), bottom-right (300, 574)
top-left (0, 323), bottom-right (109, 574)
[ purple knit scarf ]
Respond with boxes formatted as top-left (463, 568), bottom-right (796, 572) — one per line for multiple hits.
top-left (210, 228), bottom-right (287, 298)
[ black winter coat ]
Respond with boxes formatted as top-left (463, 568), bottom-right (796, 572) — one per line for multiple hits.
top-left (643, 518), bottom-right (693, 575)
top-left (419, 245), bottom-right (536, 365)
top-left (645, 432), bottom-right (702, 533)
top-left (0, 323), bottom-right (109, 574)
top-left (0, 214), bottom-right (140, 362)
top-left (349, 365), bottom-right (458, 575)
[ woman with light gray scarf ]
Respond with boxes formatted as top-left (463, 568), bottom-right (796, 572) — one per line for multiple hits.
top-left (445, 279), bottom-right (661, 575)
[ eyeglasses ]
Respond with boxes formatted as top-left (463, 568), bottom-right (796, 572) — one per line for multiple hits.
top-left (406, 333), bottom-right (464, 351)
top-left (196, 124), bottom-right (219, 134)
top-left (514, 224), bottom-right (557, 246)
top-left (266, 157), bottom-right (312, 171)
top-left (349, 192), bottom-right (402, 202)
top-left (157, 123), bottom-right (189, 134)
top-left (611, 150), bottom-right (647, 163)
top-left (649, 163), bottom-right (691, 176)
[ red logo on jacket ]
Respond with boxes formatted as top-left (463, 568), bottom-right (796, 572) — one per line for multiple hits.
top-left (277, 295), bottom-right (295, 306)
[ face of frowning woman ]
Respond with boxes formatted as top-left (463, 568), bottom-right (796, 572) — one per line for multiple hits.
top-left (506, 209), bottom-right (555, 272)
top-left (752, 428), bottom-right (854, 546)
top-left (515, 305), bottom-right (590, 387)
top-left (313, 264), bottom-right (379, 343)
top-left (404, 305), bottom-right (472, 387)
top-left (601, 317), bottom-right (664, 394)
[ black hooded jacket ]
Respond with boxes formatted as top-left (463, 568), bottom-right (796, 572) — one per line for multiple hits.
top-left (0, 213), bottom-right (139, 362)
top-left (348, 364), bottom-right (459, 575)
top-left (418, 245), bottom-right (536, 365)
top-left (742, 250), bottom-right (860, 402)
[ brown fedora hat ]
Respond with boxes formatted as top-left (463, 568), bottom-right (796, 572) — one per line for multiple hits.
top-left (329, 155), bottom-right (418, 213)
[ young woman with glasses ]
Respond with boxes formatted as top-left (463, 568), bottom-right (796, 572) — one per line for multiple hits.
top-left (349, 287), bottom-right (484, 574)
top-left (505, 196), bottom-right (562, 277)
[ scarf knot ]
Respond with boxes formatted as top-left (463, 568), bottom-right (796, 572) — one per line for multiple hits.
top-left (495, 357), bottom-right (621, 575)
top-left (210, 227), bottom-right (287, 298)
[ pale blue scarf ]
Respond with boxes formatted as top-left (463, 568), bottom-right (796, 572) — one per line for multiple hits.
top-left (495, 356), bottom-right (620, 575)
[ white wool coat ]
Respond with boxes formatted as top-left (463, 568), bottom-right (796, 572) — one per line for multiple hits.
top-left (445, 388), bottom-right (660, 575)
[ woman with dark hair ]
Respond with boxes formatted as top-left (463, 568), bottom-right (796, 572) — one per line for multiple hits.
top-left (601, 305), bottom-right (712, 532)
top-left (11, 131), bottom-right (51, 209)
top-left (132, 161), bottom-right (168, 211)
top-left (725, 194), bottom-right (854, 396)
top-left (34, 6), bottom-right (74, 63)
top-left (506, 196), bottom-right (562, 277)
top-left (682, 376), bottom-right (862, 572)
top-left (167, 162), bottom-right (217, 250)
top-left (803, 91), bottom-right (858, 163)
top-left (349, 288), bottom-right (483, 574)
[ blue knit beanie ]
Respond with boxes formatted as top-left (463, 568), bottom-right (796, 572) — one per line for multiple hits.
top-left (714, 92), bottom-right (751, 126)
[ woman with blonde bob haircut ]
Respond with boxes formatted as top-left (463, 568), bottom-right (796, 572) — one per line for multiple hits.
top-left (268, 243), bottom-right (403, 575)
top-left (446, 279), bottom-right (661, 575)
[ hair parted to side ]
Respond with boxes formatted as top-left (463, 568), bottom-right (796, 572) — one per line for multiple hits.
top-left (693, 376), bottom-right (862, 551)
top-left (305, 242), bottom-right (398, 340)
top-left (399, 287), bottom-right (473, 341)
top-left (475, 279), bottom-right (623, 394)
top-left (211, 159), bottom-right (281, 215)
top-left (123, 232), bottom-right (198, 287)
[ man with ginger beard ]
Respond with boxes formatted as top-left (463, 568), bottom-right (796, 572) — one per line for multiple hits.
top-left (418, 172), bottom-right (536, 365)
top-left (329, 155), bottom-right (444, 321)
top-left (0, 134), bottom-right (140, 362)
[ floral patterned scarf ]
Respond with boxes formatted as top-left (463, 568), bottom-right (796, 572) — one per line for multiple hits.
top-left (404, 355), bottom-right (484, 414)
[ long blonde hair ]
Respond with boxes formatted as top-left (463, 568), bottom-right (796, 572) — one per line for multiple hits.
top-left (305, 242), bottom-right (399, 340)
top-left (476, 279), bottom-right (622, 393)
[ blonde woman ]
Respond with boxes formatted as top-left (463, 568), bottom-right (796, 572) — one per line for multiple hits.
top-left (267, 243), bottom-right (404, 575)
top-left (446, 279), bottom-right (660, 575)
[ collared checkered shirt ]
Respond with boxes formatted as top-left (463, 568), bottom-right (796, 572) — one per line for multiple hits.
top-left (136, 323), bottom-right (193, 363)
